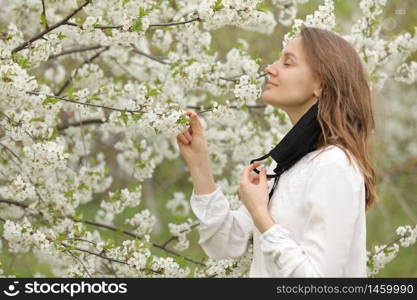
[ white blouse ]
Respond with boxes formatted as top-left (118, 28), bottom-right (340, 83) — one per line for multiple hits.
top-left (190, 145), bottom-right (367, 277)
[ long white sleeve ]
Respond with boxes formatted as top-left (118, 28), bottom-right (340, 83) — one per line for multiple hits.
top-left (259, 160), bottom-right (363, 277)
top-left (190, 184), bottom-right (254, 260)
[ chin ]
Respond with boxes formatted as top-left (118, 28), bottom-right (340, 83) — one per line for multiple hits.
top-left (261, 91), bottom-right (279, 105)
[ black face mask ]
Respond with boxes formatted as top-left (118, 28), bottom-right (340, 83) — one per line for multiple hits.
top-left (249, 102), bottom-right (321, 201)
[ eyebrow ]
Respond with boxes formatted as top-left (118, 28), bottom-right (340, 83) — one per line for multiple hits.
top-left (281, 51), bottom-right (297, 60)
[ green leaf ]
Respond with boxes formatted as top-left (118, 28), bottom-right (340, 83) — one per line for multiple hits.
top-left (118, 110), bottom-right (129, 125)
top-left (77, 182), bottom-right (90, 191)
top-left (145, 83), bottom-right (160, 97)
top-left (174, 215), bottom-right (187, 223)
top-left (57, 32), bottom-right (66, 40)
top-left (136, 161), bottom-right (146, 169)
top-left (66, 86), bottom-right (75, 99)
top-left (139, 7), bottom-right (150, 18)
top-left (177, 115), bottom-right (191, 125)
top-left (174, 256), bottom-right (187, 268)
top-left (64, 190), bottom-right (75, 199)
top-left (145, 256), bottom-right (154, 268)
top-left (87, 95), bottom-right (102, 102)
top-left (11, 53), bottom-right (30, 69)
top-left (255, 57), bottom-right (263, 65)
top-left (66, 177), bottom-right (75, 184)
top-left (132, 112), bottom-right (144, 121)
top-left (204, 46), bottom-right (216, 55)
top-left (40, 13), bottom-right (47, 26)
top-left (29, 117), bottom-right (44, 123)
top-left (103, 239), bottom-right (116, 250)
top-left (42, 97), bottom-right (59, 105)
top-left (2, 75), bottom-right (12, 82)
top-left (103, 28), bottom-right (113, 36)
top-left (48, 127), bottom-right (59, 140)
top-left (255, 1), bottom-right (269, 12)
top-left (212, 0), bottom-right (225, 11)
top-left (75, 17), bottom-right (84, 25)
top-left (109, 191), bottom-right (121, 202)
top-left (56, 233), bottom-right (66, 242)
top-left (132, 19), bottom-right (143, 32)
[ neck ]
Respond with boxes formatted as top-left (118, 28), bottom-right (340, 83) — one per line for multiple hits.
top-left (286, 98), bottom-right (318, 126)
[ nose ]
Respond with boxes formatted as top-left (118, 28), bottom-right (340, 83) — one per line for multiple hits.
top-left (264, 61), bottom-right (278, 77)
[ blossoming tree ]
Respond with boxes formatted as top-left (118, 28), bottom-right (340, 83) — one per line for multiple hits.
top-left (0, 0), bottom-right (416, 277)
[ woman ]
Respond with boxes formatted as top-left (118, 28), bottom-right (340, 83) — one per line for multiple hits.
top-left (176, 27), bottom-right (377, 277)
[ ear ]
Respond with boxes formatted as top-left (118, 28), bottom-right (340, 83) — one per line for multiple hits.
top-left (313, 82), bottom-right (323, 99)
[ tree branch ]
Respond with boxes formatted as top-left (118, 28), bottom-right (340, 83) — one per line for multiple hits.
top-left (57, 118), bottom-right (106, 131)
top-left (130, 43), bottom-right (268, 82)
top-left (148, 17), bottom-right (201, 28)
top-left (48, 45), bottom-right (104, 60)
top-left (63, 248), bottom-right (93, 278)
top-left (0, 198), bottom-right (206, 267)
top-left (0, 111), bottom-right (40, 141)
top-left (65, 17), bottom-right (201, 31)
top-left (55, 103), bottom-right (267, 131)
top-left (12, 0), bottom-right (91, 53)
top-left (27, 91), bottom-right (146, 114)
top-left (56, 45), bottom-right (110, 96)
top-left (130, 45), bottom-right (170, 65)
top-left (58, 242), bottom-right (163, 275)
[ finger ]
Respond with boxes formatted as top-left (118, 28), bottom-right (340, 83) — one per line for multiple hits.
top-left (184, 131), bottom-right (192, 142)
top-left (178, 133), bottom-right (189, 145)
top-left (187, 111), bottom-right (204, 134)
top-left (248, 173), bottom-right (258, 183)
top-left (259, 168), bottom-right (267, 184)
top-left (248, 173), bottom-right (257, 181)
top-left (242, 161), bottom-right (261, 181)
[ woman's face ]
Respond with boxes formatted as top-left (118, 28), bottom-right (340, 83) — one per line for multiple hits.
top-left (261, 36), bottom-right (322, 125)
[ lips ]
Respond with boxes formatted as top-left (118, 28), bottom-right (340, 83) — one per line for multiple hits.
top-left (267, 80), bottom-right (278, 87)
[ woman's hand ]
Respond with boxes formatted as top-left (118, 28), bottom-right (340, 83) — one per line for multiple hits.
top-left (238, 161), bottom-right (272, 217)
top-left (176, 111), bottom-right (209, 168)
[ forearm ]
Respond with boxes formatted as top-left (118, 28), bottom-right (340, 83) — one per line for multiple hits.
top-left (189, 158), bottom-right (217, 195)
top-left (252, 208), bottom-right (276, 234)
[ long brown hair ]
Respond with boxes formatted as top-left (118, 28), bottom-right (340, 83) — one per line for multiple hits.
top-left (299, 27), bottom-right (377, 211)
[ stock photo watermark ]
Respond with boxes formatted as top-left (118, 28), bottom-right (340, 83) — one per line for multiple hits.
top-left (2, 280), bottom-right (127, 297)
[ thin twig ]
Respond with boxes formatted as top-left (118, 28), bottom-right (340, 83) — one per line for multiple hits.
top-left (65, 17), bottom-right (201, 31)
top-left (56, 46), bottom-right (110, 96)
top-left (0, 111), bottom-right (39, 141)
top-left (48, 45), bottom-right (104, 60)
top-left (57, 119), bottom-right (106, 131)
top-left (27, 91), bottom-right (146, 114)
top-left (148, 17), bottom-right (201, 28)
top-left (76, 217), bottom-right (206, 266)
top-left (58, 242), bottom-right (163, 275)
top-left (41, 0), bottom-right (49, 30)
top-left (130, 45), bottom-right (170, 65)
top-left (12, 0), bottom-right (91, 53)
top-left (130, 43), bottom-right (268, 82)
top-left (63, 248), bottom-right (93, 278)
top-left (0, 199), bottom-right (206, 267)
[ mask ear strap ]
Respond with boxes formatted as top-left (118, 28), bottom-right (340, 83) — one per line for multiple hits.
top-left (268, 174), bottom-right (280, 201)
top-left (250, 153), bottom-right (277, 178)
